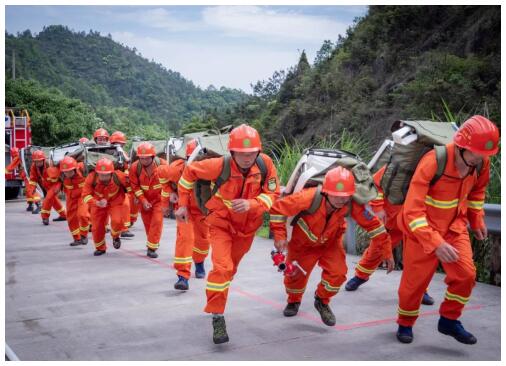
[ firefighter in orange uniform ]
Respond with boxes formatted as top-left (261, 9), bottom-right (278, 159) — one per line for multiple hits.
top-left (110, 131), bottom-right (136, 238)
top-left (27, 150), bottom-right (66, 225)
top-left (59, 156), bottom-right (90, 246)
top-left (176, 124), bottom-right (280, 344)
top-left (5, 147), bottom-right (41, 212)
top-left (158, 139), bottom-right (210, 291)
top-left (395, 116), bottom-right (499, 345)
top-left (270, 166), bottom-right (393, 325)
top-left (345, 165), bottom-right (435, 306)
top-left (93, 128), bottom-right (109, 145)
top-left (129, 142), bottom-right (167, 258)
top-left (82, 157), bottom-right (129, 256)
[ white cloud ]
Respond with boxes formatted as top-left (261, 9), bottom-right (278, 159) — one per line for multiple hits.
top-left (111, 31), bottom-right (301, 92)
top-left (202, 6), bottom-right (350, 43)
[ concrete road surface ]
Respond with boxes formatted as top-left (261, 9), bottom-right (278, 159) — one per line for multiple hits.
top-left (5, 199), bottom-right (501, 360)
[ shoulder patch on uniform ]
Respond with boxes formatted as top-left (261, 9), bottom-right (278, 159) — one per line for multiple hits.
top-left (268, 177), bottom-right (277, 192)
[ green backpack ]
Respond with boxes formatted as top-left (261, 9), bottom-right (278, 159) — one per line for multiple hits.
top-left (380, 120), bottom-right (460, 205)
top-left (194, 155), bottom-right (267, 215)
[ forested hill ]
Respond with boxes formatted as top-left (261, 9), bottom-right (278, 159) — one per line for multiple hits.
top-left (5, 25), bottom-right (247, 134)
top-left (220, 5), bottom-right (500, 148)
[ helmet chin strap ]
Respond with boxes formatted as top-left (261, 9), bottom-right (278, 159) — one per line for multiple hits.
top-left (459, 148), bottom-right (475, 168)
top-left (323, 194), bottom-right (342, 211)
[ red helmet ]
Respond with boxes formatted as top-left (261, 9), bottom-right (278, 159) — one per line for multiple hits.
top-left (95, 158), bottom-right (115, 174)
top-left (228, 124), bottom-right (262, 152)
top-left (186, 139), bottom-right (198, 157)
top-left (60, 156), bottom-right (77, 172)
top-left (93, 128), bottom-right (109, 140)
top-left (137, 142), bottom-right (156, 157)
top-left (79, 137), bottom-right (89, 144)
top-left (32, 150), bottom-right (46, 161)
top-left (454, 115), bottom-right (500, 156)
top-left (10, 147), bottom-right (19, 158)
top-left (110, 131), bottom-right (127, 144)
top-left (322, 166), bottom-right (355, 197)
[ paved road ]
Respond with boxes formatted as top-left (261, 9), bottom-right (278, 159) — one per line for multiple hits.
top-left (5, 200), bottom-right (501, 360)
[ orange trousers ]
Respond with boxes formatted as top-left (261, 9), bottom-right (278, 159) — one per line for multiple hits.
top-left (22, 174), bottom-right (41, 204)
top-left (173, 214), bottom-right (210, 279)
top-left (121, 195), bottom-right (131, 231)
top-left (204, 225), bottom-right (255, 314)
top-left (285, 236), bottom-right (347, 305)
top-left (355, 228), bottom-right (403, 280)
top-left (129, 194), bottom-right (139, 226)
top-left (65, 194), bottom-right (90, 240)
top-left (90, 203), bottom-right (125, 251)
top-left (40, 188), bottom-right (66, 220)
top-left (140, 200), bottom-right (164, 251)
top-left (397, 230), bottom-right (476, 327)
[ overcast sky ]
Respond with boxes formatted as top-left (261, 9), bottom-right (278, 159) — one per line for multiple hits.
top-left (6, 5), bottom-right (368, 93)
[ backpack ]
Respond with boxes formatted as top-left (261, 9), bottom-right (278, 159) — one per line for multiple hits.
top-left (284, 148), bottom-right (377, 226)
top-left (194, 154), bottom-right (268, 215)
top-left (68, 144), bottom-right (124, 176)
top-left (380, 120), bottom-right (469, 205)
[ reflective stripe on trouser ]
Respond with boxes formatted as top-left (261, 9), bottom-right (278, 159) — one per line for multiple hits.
top-left (40, 188), bottom-right (66, 220)
top-left (397, 231), bottom-right (476, 327)
top-left (140, 200), bottom-right (164, 251)
top-left (204, 225), bottom-right (255, 314)
top-left (355, 228), bottom-right (403, 280)
top-left (284, 234), bottom-right (347, 305)
top-left (90, 202), bottom-right (127, 251)
top-left (173, 219), bottom-right (194, 279)
top-left (65, 195), bottom-right (83, 240)
top-left (23, 176), bottom-right (41, 203)
top-left (191, 214), bottom-right (210, 263)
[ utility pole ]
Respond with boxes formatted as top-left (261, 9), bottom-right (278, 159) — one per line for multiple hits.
top-left (12, 50), bottom-right (16, 80)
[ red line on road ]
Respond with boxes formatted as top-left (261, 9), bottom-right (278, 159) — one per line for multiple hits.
top-left (119, 246), bottom-right (485, 332)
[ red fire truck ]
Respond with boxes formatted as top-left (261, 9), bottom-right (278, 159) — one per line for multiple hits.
top-left (5, 108), bottom-right (32, 199)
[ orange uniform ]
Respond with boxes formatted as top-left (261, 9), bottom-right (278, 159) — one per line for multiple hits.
top-left (159, 159), bottom-right (210, 279)
top-left (129, 159), bottom-right (167, 252)
top-left (270, 187), bottom-right (392, 305)
top-left (82, 171), bottom-right (129, 252)
top-left (353, 165), bottom-right (403, 280)
top-left (178, 154), bottom-right (280, 314)
top-left (396, 143), bottom-right (490, 327)
top-left (27, 160), bottom-right (66, 220)
top-left (60, 163), bottom-right (90, 241)
top-left (5, 156), bottom-right (41, 204)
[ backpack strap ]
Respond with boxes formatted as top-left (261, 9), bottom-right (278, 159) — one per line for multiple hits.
top-left (430, 145), bottom-right (447, 186)
top-left (211, 155), bottom-right (231, 196)
top-left (290, 185), bottom-right (323, 226)
top-left (92, 171), bottom-right (98, 188)
top-left (256, 154), bottom-right (268, 188)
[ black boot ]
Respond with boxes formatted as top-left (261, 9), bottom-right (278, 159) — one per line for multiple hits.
top-left (314, 295), bottom-right (336, 326)
top-left (53, 216), bottom-right (66, 222)
top-left (147, 248), bottom-right (158, 258)
top-left (32, 204), bottom-right (41, 214)
top-left (212, 316), bottom-right (229, 344)
top-left (94, 250), bottom-right (106, 256)
top-left (80, 237), bottom-right (88, 245)
top-left (121, 230), bottom-right (134, 238)
top-left (283, 302), bottom-right (301, 317)
top-left (42, 218), bottom-right (49, 225)
top-left (26, 203), bottom-right (33, 212)
top-left (69, 239), bottom-right (81, 247)
top-left (113, 237), bottom-right (121, 249)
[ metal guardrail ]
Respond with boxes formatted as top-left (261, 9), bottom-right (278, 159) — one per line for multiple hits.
top-left (344, 204), bottom-right (501, 255)
top-left (484, 204), bottom-right (500, 235)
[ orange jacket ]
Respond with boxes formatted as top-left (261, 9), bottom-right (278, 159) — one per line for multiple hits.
top-left (270, 187), bottom-right (392, 258)
top-left (129, 158), bottom-right (167, 205)
top-left (82, 170), bottom-right (129, 207)
top-left (5, 156), bottom-right (22, 175)
top-left (158, 159), bottom-right (184, 207)
top-left (368, 165), bottom-right (402, 232)
top-left (28, 160), bottom-right (60, 195)
top-left (178, 154), bottom-right (280, 237)
top-left (61, 163), bottom-right (87, 200)
top-left (398, 142), bottom-right (490, 254)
